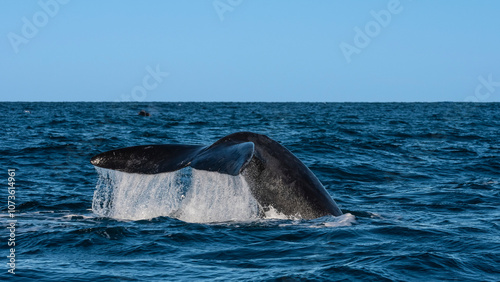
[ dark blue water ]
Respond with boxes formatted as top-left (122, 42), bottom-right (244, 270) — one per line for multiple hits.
top-left (1, 102), bottom-right (499, 281)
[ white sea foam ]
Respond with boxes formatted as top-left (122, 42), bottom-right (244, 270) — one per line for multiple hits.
top-left (92, 167), bottom-right (260, 223)
top-left (323, 213), bottom-right (356, 227)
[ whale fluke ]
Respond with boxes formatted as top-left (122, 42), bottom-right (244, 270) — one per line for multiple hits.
top-left (90, 132), bottom-right (342, 219)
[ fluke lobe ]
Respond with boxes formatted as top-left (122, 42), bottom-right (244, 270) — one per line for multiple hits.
top-left (90, 132), bottom-right (342, 219)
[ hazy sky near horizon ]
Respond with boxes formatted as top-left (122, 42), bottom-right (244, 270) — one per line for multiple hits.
top-left (1, 0), bottom-right (499, 102)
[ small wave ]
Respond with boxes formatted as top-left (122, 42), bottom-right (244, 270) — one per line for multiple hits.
top-left (276, 213), bottom-right (357, 228)
top-left (62, 214), bottom-right (96, 220)
top-left (71, 226), bottom-right (133, 240)
top-left (16, 200), bottom-right (41, 210)
top-left (14, 200), bottom-right (79, 212)
top-left (323, 213), bottom-right (356, 227)
top-left (188, 121), bottom-right (210, 126)
top-left (388, 120), bottom-right (409, 125)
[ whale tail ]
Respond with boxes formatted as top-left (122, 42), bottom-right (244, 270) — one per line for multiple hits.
top-left (90, 132), bottom-right (343, 219)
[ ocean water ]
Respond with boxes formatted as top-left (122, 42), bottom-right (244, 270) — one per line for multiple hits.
top-left (1, 102), bottom-right (499, 281)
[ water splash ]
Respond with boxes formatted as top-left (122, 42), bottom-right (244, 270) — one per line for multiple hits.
top-left (178, 168), bottom-right (260, 223)
top-left (263, 206), bottom-right (300, 220)
top-left (92, 167), bottom-right (260, 223)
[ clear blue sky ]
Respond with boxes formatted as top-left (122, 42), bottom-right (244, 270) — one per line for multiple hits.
top-left (1, 0), bottom-right (499, 102)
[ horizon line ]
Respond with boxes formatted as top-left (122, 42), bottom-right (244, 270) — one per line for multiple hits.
top-left (2, 101), bottom-right (499, 103)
